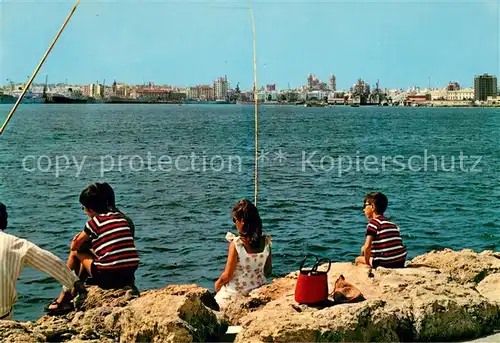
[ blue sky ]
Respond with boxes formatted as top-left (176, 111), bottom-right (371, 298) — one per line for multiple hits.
top-left (1, 0), bottom-right (498, 90)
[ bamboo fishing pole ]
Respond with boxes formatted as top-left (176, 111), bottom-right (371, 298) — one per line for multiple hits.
top-left (250, 3), bottom-right (259, 206)
top-left (0, 0), bottom-right (81, 135)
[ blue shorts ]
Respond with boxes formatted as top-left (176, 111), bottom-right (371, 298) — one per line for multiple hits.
top-left (90, 262), bottom-right (136, 289)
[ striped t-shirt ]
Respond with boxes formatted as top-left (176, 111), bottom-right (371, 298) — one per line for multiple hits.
top-left (84, 212), bottom-right (139, 271)
top-left (366, 216), bottom-right (407, 266)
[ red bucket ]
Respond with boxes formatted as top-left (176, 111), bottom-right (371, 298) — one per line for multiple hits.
top-left (294, 254), bottom-right (331, 305)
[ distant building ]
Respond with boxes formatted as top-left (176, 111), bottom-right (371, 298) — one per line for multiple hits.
top-left (307, 74), bottom-right (315, 89)
top-left (186, 87), bottom-right (200, 100)
top-left (405, 94), bottom-right (430, 106)
top-left (306, 73), bottom-right (328, 91)
top-left (257, 90), bottom-right (278, 102)
top-left (214, 76), bottom-right (229, 100)
top-left (474, 74), bottom-right (497, 101)
top-left (446, 88), bottom-right (474, 101)
top-left (265, 84), bottom-right (276, 92)
top-left (487, 95), bottom-right (500, 105)
top-left (445, 82), bottom-right (461, 91)
top-left (328, 90), bottom-right (346, 104)
top-left (136, 88), bottom-right (185, 102)
top-left (89, 83), bottom-right (104, 98)
top-left (307, 90), bottom-right (329, 101)
top-left (329, 74), bottom-right (336, 91)
top-left (198, 85), bottom-right (214, 100)
top-left (186, 84), bottom-right (215, 100)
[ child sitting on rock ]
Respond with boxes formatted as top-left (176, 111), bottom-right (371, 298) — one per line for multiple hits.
top-left (46, 183), bottom-right (139, 314)
top-left (355, 192), bottom-right (407, 268)
top-left (214, 199), bottom-right (272, 309)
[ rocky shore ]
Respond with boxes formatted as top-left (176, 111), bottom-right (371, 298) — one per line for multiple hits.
top-left (2, 249), bottom-right (500, 342)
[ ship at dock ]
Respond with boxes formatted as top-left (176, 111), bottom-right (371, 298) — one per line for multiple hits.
top-left (1, 88), bottom-right (44, 104)
top-left (0, 93), bottom-right (16, 104)
top-left (44, 87), bottom-right (88, 104)
top-left (183, 99), bottom-right (233, 105)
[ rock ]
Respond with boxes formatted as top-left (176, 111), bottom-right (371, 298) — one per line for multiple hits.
top-left (0, 321), bottom-right (44, 343)
top-left (3, 285), bottom-right (221, 343)
top-left (3, 249), bottom-right (500, 342)
top-left (231, 250), bottom-right (500, 342)
top-left (79, 285), bottom-right (139, 311)
top-left (408, 248), bottom-right (500, 284)
top-left (477, 274), bottom-right (500, 303)
top-left (220, 276), bottom-right (297, 325)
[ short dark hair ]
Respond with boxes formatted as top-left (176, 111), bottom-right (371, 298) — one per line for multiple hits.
top-left (79, 184), bottom-right (108, 214)
top-left (0, 202), bottom-right (7, 231)
top-left (97, 182), bottom-right (116, 208)
top-left (364, 192), bottom-right (388, 214)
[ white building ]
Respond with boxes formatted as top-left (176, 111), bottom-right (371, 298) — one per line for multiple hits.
top-left (329, 74), bottom-right (336, 91)
top-left (213, 76), bottom-right (229, 100)
top-left (89, 83), bottom-right (105, 98)
top-left (307, 90), bottom-right (330, 101)
top-left (257, 90), bottom-right (278, 101)
top-left (428, 88), bottom-right (474, 101)
top-left (446, 88), bottom-right (474, 101)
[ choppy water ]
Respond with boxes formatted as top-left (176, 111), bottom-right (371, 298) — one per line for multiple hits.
top-left (0, 104), bottom-right (499, 321)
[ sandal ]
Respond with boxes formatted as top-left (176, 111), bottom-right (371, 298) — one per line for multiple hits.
top-left (44, 298), bottom-right (74, 315)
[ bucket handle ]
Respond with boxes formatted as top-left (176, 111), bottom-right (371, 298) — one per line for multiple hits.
top-left (315, 258), bottom-right (332, 274)
top-left (299, 254), bottom-right (319, 274)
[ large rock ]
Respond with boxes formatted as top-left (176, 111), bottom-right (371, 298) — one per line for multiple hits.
top-left (0, 321), bottom-right (44, 343)
top-left (3, 249), bottom-right (500, 342)
top-left (408, 249), bottom-right (500, 284)
top-left (228, 249), bottom-right (500, 342)
top-left (477, 274), bottom-right (500, 303)
top-left (3, 285), bottom-right (221, 343)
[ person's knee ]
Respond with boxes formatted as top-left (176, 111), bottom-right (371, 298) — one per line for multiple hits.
top-left (355, 256), bottom-right (367, 265)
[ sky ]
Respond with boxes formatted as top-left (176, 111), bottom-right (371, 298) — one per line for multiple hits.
top-left (0, 0), bottom-right (499, 90)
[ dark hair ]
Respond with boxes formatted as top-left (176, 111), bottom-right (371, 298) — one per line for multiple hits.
top-left (79, 184), bottom-right (108, 214)
top-left (0, 202), bottom-right (7, 231)
top-left (232, 199), bottom-right (262, 249)
top-left (96, 182), bottom-right (116, 209)
top-left (364, 192), bottom-right (388, 215)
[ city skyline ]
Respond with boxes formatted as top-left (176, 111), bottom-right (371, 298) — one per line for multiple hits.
top-left (1, 0), bottom-right (499, 90)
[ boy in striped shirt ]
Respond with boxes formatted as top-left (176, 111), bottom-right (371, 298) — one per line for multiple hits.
top-left (355, 192), bottom-right (407, 268)
top-left (47, 184), bottom-right (139, 313)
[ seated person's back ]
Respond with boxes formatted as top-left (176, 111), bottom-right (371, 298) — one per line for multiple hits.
top-left (214, 199), bottom-right (272, 309)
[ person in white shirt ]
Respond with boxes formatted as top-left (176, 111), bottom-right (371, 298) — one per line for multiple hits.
top-left (0, 202), bottom-right (82, 320)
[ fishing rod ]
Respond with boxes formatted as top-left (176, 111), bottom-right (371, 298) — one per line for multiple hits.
top-left (250, 2), bottom-right (259, 206)
top-left (0, 0), bottom-right (81, 135)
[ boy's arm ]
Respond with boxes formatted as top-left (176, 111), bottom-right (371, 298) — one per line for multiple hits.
top-left (70, 231), bottom-right (90, 251)
top-left (363, 235), bottom-right (373, 265)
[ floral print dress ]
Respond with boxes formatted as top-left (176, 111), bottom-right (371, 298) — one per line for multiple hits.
top-left (215, 234), bottom-right (271, 309)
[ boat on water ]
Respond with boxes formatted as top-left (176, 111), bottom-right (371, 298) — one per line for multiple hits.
top-left (351, 103), bottom-right (360, 107)
top-left (0, 93), bottom-right (16, 104)
top-left (45, 94), bottom-right (88, 104)
top-left (183, 99), bottom-right (232, 105)
top-left (105, 96), bottom-right (149, 104)
top-left (8, 89), bottom-right (44, 104)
